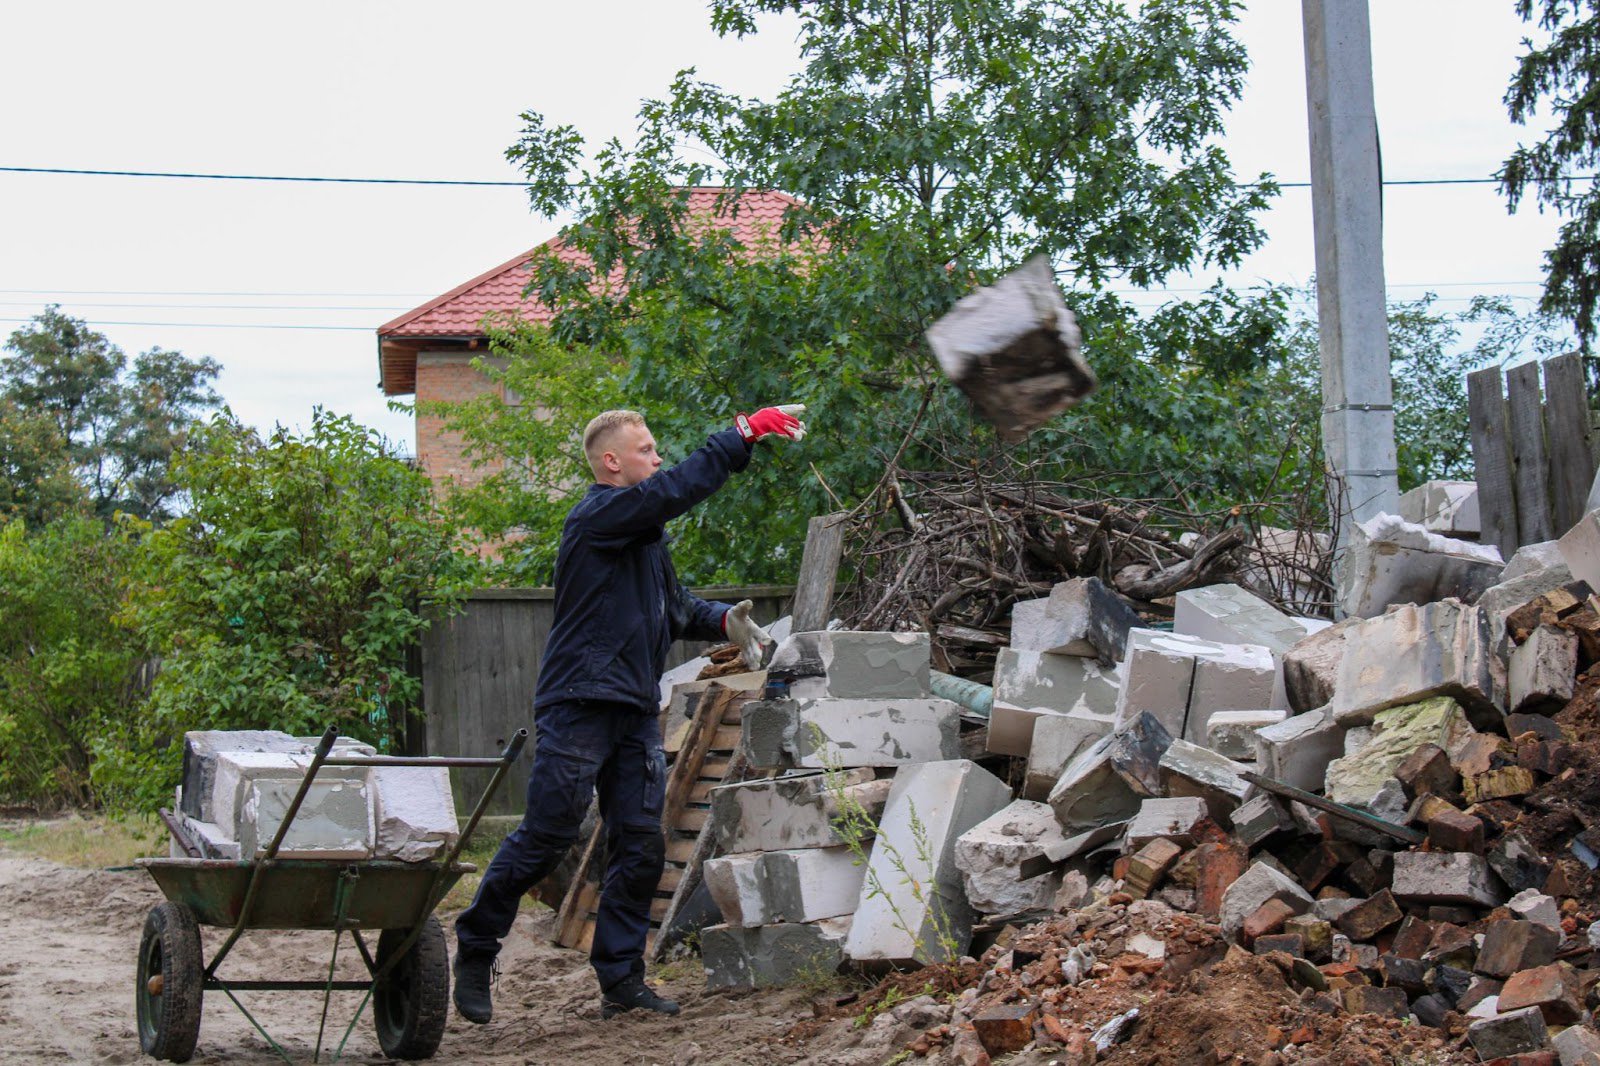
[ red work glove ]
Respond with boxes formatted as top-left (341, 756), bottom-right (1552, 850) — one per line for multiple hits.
top-left (735, 403), bottom-right (807, 442)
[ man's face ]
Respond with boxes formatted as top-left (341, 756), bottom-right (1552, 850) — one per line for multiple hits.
top-left (608, 422), bottom-right (662, 486)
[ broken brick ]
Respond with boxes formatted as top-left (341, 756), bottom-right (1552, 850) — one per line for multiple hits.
top-left (1242, 898), bottom-right (1298, 945)
top-left (1427, 808), bottom-right (1486, 854)
top-left (1498, 962), bottom-right (1583, 1025)
top-left (1465, 765), bottom-right (1538, 804)
top-left (1395, 742), bottom-right (1458, 800)
top-left (1123, 837), bottom-right (1183, 900)
top-left (971, 1003), bottom-right (1037, 1056)
top-left (1342, 984), bottom-right (1410, 1019)
top-left (1476, 919), bottom-right (1560, 979)
top-left (1253, 933), bottom-right (1305, 957)
top-left (1334, 890), bottom-right (1403, 942)
top-left (1192, 841), bottom-right (1250, 919)
top-left (1389, 916), bottom-right (1434, 959)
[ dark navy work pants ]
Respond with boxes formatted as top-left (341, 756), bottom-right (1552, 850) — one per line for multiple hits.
top-left (455, 699), bottom-right (667, 992)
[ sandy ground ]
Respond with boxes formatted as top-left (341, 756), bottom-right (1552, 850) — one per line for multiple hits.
top-left (0, 845), bottom-right (883, 1066)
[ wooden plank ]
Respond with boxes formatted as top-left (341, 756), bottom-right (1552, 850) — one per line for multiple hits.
top-left (1544, 352), bottom-right (1597, 531)
top-left (701, 755), bottom-right (731, 779)
top-left (1468, 366), bottom-right (1518, 557)
top-left (1507, 360), bottom-right (1556, 544)
top-left (658, 867), bottom-right (683, 893)
top-left (710, 724), bottom-right (743, 751)
top-left (790, 512), bottom-right (849, 634)
top-left (649, 897), bottom-right (671, 921)
top-left (665, 836), bottom-right (697, 864)
top-left (688, 780), bottom-right (715, 804)
top-left (676, 808), bottom-right (709, 833)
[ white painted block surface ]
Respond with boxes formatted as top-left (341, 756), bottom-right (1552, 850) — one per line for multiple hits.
top-left (237, 777), bottom-right (373, 859)
top-left (953, 800), bottom-right (1066, 914)
top-left (989, 648), bottom-right (1120, 756)
top-left (703, 852), bottom-right (771, 928)
top-left (791, 697), bottom-right (961, 767)
top-left (1205, 710), bottom-right (1287, 760)
top-left (371, 765), bottom-right (459, 863)
top-left (763, 846), bottom-right (867, 923)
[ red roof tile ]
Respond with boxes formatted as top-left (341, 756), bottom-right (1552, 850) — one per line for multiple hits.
top-left (377, 188), bottom-right (803, 394)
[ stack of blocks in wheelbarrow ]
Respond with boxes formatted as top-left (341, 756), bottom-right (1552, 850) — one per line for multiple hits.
top-left (173, 730), bottom-right (459, 862)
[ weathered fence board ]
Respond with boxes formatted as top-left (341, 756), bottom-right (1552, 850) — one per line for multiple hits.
top-left (1544, 352), bottom-right (1595, 531)
top-left (423, 585), bottom-right (792, 815)
top-left (790, 512), bottom-right (848, 633)
top-left (1506, 360), bottom-right (1555, 544)
top-left (1467, 367), bottom-right (1516, 558)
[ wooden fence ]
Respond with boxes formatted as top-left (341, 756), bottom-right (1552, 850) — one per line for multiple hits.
top-left (1468, 352), bottom-right (1597, 558)
top-left (418, 585), bottom-right (793, 815)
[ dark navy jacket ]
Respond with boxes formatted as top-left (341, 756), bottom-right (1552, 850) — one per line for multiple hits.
top-left (533, 427), bottom-right (754, 711)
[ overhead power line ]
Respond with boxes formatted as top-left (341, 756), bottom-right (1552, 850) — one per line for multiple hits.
top-left (3, 164), bottom-right (1599, 189)
top-left (0, 317), bottom-right (372, 332)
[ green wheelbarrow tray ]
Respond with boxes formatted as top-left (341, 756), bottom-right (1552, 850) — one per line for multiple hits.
top-left (136, 856), bottom-right (479, 930)
top-left (132, 725), bottom-right (527, 1065)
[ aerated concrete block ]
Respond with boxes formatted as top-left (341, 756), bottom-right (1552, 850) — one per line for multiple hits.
top-left (1048, 711), bottom-right (1174, 832)
top-left (845, 760), bottom-right (1011, 964)
top-left (1398, 480), bottom-right (1481, 537)
top-left (953, 800), bottom-right (1067, 915)
top-left (1114, 629), bottom-right (1276, 744)
top-left (767, 630), bottom-right (931, 698)
top-left (236, 776), bottom-right (373, 859)
top-left (1324, 697), bottom-right (1475, 814)
top-left (742, 697), bottom-right (961, 769)
top-left (1337, 513), bottom-right (1504, 619)
top-left (1392, 851), bottom-right (1507, 907)
top-left (1509, 624), bottom-right (1579, 715)
top-left (1205, 710), bottom-right (1287, 760)
top-left (1022, 709), bottom-right (1114, 800)
top-left (1504, 541), bottom-right (1565, 582)
top-left (710, 768), bottom-right (882, 853)
top-left (1479, 562), bottom-right (1578, 650)
top-left (370, 765), bottom-right (459, 863)
top-left (763, 847), bottom-right (866, 923)
top-left (1158, 740), bottom-right (1256, 822)
top-left (989, 648), bottom-right (1120, 757)
top-left (1255, 710), bottom-right (1345, 794)
top-left (704, 852), bottom-right (771, 927)
top-left (1174, 584), bottom-right (1314, 656)
top-left (1124, 796), bottom-right (1209, 849)
top-left (1280, 618), bottom-right (1359, 716)
top-left (702, 918), bottom-right (852, 990)
top-left (209, 749), bottom-right (370, 841)
top-left (173, 816), bottom-right (241, 860)
top-left (1010, 577), bottom-right (1140, 663)
top-left (1187, 643), bottom-right (1279, 740)
top-left (1559, 508), bottom-right (1600, 591)
top-left (180, 731), bottom-right (374, 824)
top-left (1329, 600), bottom-right (1502, 729)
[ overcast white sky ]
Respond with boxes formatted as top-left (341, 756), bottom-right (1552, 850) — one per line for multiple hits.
top-left (0, 1), bottom-right (1565, 453)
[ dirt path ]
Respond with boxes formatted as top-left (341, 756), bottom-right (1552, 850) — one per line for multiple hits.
top-left (0, 846), bottom-right (879, 1066)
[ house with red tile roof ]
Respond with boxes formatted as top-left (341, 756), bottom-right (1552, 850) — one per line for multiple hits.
top-left (376, 187), bottom-right (802, 496)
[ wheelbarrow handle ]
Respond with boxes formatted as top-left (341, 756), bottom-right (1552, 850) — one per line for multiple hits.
top-left (501, 728), bottom-right (528, 764)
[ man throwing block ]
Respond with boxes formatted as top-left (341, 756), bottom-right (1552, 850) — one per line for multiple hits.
top-left (453, 404), bottom-right (806, 1022)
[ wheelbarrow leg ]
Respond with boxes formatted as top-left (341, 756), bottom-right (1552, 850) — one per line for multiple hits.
top-left (312, 866), bottom-right (359, 1064)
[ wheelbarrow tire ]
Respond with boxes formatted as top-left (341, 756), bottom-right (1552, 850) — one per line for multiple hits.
top-left (136, 901), bottom-right (204, 1063)
top-left (373, 915), bottom-right (449, 1060)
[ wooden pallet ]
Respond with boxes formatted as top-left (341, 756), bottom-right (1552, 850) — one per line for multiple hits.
top-left (552, 678), bottom-right (763, 952)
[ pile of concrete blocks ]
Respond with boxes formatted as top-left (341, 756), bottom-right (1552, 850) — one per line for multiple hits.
top-left (1337, 512), bottom-right (1504, 619)
top-left (1398, 479), bottom-right (1481, 539)
top-left (172, 730), bottom-right (458, 862)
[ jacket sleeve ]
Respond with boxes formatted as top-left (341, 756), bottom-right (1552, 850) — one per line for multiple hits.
top-left (672, 584), bottom-right (732, 644)
top-left (583, 427), bottom-right (753, 538)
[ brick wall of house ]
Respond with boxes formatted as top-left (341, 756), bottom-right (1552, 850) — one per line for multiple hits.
top-left (414, 351), bottom-right (506, 496)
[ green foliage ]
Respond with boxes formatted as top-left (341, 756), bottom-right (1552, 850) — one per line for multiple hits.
top-left (1, 306), bottom-right (221, 523)
top-left (0, 515), bottom-right (144, 808)
top-left (98, 410), bottom-right (480, 811)
top-left (1502, 0), bottom-right (1600, 346)
top-left (439, 0), bottom-right (1282, 583)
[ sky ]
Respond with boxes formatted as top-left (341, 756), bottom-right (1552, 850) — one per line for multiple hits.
top-left (0, 1), bottom-right (1567, 455)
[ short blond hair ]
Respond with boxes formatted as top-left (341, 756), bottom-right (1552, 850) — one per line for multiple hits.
top-left (582, 409), bottom-right (647, 476)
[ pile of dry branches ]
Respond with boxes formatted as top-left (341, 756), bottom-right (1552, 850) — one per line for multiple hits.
top-left (831, 467), bottom-right (1336, 675)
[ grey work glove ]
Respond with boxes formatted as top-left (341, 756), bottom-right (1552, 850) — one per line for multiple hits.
top-left (724, 599), bottom-right (775, 669)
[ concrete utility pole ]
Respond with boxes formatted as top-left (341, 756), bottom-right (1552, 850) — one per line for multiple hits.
top-left (1301, 0), bottom-right (1399, 534)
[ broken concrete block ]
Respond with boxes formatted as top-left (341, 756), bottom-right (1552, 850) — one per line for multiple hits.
top-left (1112, 628), bottom-right (1199, 739)
top-left (703, 852), bottom-right (772, 928)
top-left (845, 760), bottom-right (1011, 964)
top-left (1501, 963), bottom-right (1584, 1025)
top-left (1255, 710), bottom-right (1345, 794)
top-left (1047, 712), bottom-right (1173, 832)
top-left (236, 776), bottom-right (373, 860)
top-left (1280, 618), bottom-right (1359, 715)
top-left (1228, 793), bottom-right (1294, 849)
top-left (767, 630), bottom-right (931, 698)
top-left (1123, 797), bottom-right (1209, 850)
top-left (1557, 507), bottom-right (1600, 591)
top-left (1479, 562), bottom-right (1578, 650)
top-left (370, 765), bottom-right (458, 863)
top-left (1157, 740), bottom-right (1255, 822)
top-left (1329, 600), bottom-right (1502, 729)
top-left (1022, 709), bottom-right (1114, 800)
top-left (1324, 697), bottom-right (1475, 814)
top-left (743, 696), bottom-right (961, 769)
top-left (1552, 1024), bottom-right (1600, 1066)
top-left (1507, 889), bottom-right (1562, 931)
top-left (953, 800), bottom-right (1067, 914)
top-left (1336, 512), bottom-right (1504, 619)
top-left (209, 749), bottom-right (370, 844)
top-left (710, 768), bottom-right (884, 853)
top-left (1010, 577), bottom-right (1140, 663)
top-left (180, 731), bottom-right (374, 825)
top-left (1205, 710), bottom-right (1287, 761)
top-left (1468, 1006), bottom-right (1550, 1060)
top-left (1509, 624), bottom-right (1579, 715)
top-left (988, 648), bottom-right (1120, 757)
top-left (763, 847), bottom-right (867, 924)
top-left (1504, 541), bottom-right (1566, 582)
top-left (1398, 480), bottom-right (1480, 537)
top-left (701, 918), bottom-right (851, 990)
top-left (1220, 861), bottom-right (1314, 941)
top-left (1174, 584), bottom-right (1316, 656)
top-left (1392, 851), bottom-right (1506, 908)
top-left (174, 816), bottom-right (241, 860)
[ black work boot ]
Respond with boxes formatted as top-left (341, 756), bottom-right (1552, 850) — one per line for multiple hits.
top-left (452, 951), bottom-right (497, 1024)
top-left (601, 974), bottom-right (680, 1019)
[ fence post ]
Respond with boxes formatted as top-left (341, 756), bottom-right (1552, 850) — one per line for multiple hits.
top-left (1544, 352), bottom-right (1596, 533)
top-left (1468, 366), bottom-right (1517, 557)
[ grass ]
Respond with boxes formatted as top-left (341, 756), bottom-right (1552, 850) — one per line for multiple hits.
top-left (0, 812), bottom-right (163, 868)
top-left (439, 817), bottom-right (516, 911)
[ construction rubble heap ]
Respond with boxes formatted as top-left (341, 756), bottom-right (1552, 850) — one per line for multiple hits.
top-left (644, 485), bottom-right (1600, 1065)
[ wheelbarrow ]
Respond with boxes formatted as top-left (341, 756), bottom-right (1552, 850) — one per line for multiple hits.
top-left (133, 725), bottom-right (527, 1063)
